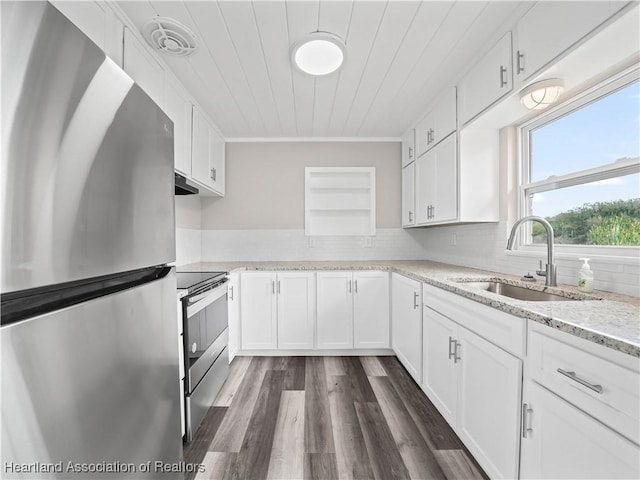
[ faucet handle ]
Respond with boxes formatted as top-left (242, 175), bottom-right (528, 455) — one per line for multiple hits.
top-left (536, 260), bottom-right (547, 277)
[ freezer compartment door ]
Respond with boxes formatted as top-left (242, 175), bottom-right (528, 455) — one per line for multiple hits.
top-left (1, 1), bottom-right (175, 293)
top-left (1, 269), bottom-right (182, 479)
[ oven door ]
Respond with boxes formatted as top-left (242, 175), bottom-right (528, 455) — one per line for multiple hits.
top-left (183, 278), bottom-right (228, 393)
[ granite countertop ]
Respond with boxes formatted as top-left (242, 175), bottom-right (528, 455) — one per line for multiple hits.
top-left (178, 260), bottom-right (640, 358)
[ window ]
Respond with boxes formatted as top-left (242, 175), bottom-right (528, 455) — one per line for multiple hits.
top-left (519, 68), bottom-right (640, 253)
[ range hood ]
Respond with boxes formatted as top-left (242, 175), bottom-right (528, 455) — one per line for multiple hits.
top-left (175, 172), bottom-right (198, 195)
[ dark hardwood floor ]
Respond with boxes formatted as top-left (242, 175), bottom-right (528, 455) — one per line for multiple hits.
top-left (184, 356), bottom-right (488, 480)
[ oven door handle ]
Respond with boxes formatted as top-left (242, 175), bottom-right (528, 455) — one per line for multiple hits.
top-left (186, 279), bottom-right (229, 317)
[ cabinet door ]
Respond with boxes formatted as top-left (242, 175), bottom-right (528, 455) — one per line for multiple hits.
top-left (422, 306), bottom-right (458, 425)
top-left (123, 28), bottom-right (164, 108)
top-left (227, 272), bottom-right (240, 361)
top-left (433, 87), bottom-right (457, 145)
top-left (432, 134), bottom-right (457, 223)
top-left (415, 112), bottom-right (434, 157)
top-left (415, 150), bottom-right (436, 225)
top-left (353, 271), bottom-right (390, 349)
top-left (402, 163), bottom-right (415, 227)
top-left (458, 32), bottom-right (512, 125)
top-left (191, 106), bottom-right (214, 189)
top-left (277, 272), bottom-right (315, 350)
top-left (401, 129), bottom-right (415, 168)
top-left (209, 126), bottom-right (225, 196)
top-left (391, 274), bottom-right (422, 384)
top-left (520, 381), bottom-right (640, 480)
top-left (163, 78), bottom-right (193, 176)
top-left (515, 2), bottom-right (611, 82)
top-left (317, 272), bottom-right (353, 349)
top-left (240, 272), bottom-right (277, 350)
top-left (456, 326), bottom-right (522, 480)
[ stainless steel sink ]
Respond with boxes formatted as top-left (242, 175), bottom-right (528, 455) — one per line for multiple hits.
top-left (455, 279), bottom-right (599, 302)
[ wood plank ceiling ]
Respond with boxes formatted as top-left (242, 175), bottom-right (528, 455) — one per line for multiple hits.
top-left (117, 1), bottom-right (530, 138)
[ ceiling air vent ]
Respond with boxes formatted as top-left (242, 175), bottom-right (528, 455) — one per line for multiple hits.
top-left (142, 17), bottom-right (197, 58)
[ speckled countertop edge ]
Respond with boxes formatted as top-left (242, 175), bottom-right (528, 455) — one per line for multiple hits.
top-left (177, 260), bottom-right (640, 358)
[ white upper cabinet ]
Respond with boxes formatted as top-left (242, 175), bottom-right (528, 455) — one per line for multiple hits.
top-left (163, 78), bottom-right (193, 177)
top-left (415, 133), bottom-right (457, 225)
top-left (416, 87), bottom-right (457, 157)
top-left (192, 106), bottom-right (225, 196)
top-left (50, 1), bottom-right (123, 65)
top-left (123, 28), bottom-right (164, 109)
top-left (458, 32), bottom-right (513, 125)
top-left (514, 2), bottom-right (613, 82)
top-left (401, 162), bottom-right (416, 227)
top-left (401, 129), bottom-right (415, 168)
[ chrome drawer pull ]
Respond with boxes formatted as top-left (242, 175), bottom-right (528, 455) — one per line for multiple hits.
top-left (557, 368), bottom-right (603, 394)
top-left (522, 403), bottom-right (533, 438)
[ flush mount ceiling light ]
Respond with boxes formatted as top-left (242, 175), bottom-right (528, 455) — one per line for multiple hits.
top-left (292, 32), bottom-right (346, 76)
top-left (520, 78), bottom-right (565, 110)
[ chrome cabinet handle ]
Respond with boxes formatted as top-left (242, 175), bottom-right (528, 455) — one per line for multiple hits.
top-left (348, 279), bottom-right (352, 293)
top-left (272, 280), bottom-right (275, 294)
top-left (557, 368), bottom-right (603, 394)
top-left (228, 285), bottom-right (234, 300)
top-left (277, 280), bottom-right (281, 294)
top-left (499, 66), bottom-right (508, 87)
top-left (413, 292), bottom-right (419, 309)
top-left (408, 146), bottom-right (413, 160)
top-left (454, 340), bottom-right (460, 363)
top-left (516, 51), bottom-right (525, 74)
top-left (210, 167), bottom-right (217, 181)
top-left (522, 403), bottom-right (533, 438)
top-left (431, 205), bottom-right (435, 219)
top-left (448, 336), bottom-right (456, 361)
top-left (354, 279), bottom-right (358, 293)
top-left (408, 211), bottom-right (413, 223)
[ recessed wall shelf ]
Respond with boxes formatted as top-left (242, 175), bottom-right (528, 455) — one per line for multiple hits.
top-left (305, 167), bottom-right (376, 236)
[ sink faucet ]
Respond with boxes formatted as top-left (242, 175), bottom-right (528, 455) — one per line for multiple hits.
top-left (506, 216), bottom-right (557, 287)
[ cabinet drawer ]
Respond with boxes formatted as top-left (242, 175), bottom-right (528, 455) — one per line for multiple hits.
top-left (422, 283), bottom-right (526, 357)
top-left (529, 329), bottom-right (640, 444)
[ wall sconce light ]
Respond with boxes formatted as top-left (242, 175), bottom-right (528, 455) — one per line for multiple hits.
top-left (520, 79), bottom-right (564, 110)
top-left (292, 32), bottom-right (346, 76)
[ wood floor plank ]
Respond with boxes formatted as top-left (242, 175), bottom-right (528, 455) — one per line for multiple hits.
top-left (237, 370), bottom-right (285, 480)
top-left (210, 357), bottom-right (270, 452)
top-left (195, 452), bottom-right (238, 480)
top-left (305, 357), bottom-right (336, 454)
top-left (344, 356), bottom-right (377, 403)
top-left (359, 356), bottom-right (387, 377)
top-left (214, 356), bottom-right (252, 407)
top-left (304, 453), bottom-right (339, 480)
top-left (369, 376), bottom-right (446, 480)
top-left (324, 356), bottom-right (347, 377)
top-left (380, 356), bottom-right (464, 450)
top-left (327, 375), bottom-right (375, 480)
top-left (434, 450), bottom-right (488, 480)
top-left (183, 407), bottom-right (228, 480)
top-left (267, 391), bottom-right (306, 480)
top-left (281, 356), bottom-right (306, 390)
top-left (354, 402), bottom-right (411, 480)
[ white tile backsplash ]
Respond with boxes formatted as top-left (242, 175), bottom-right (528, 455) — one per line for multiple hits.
top-left (175, 228), bottom-right (201, 266)
top-left (176, 223), bottom-right (639, 296)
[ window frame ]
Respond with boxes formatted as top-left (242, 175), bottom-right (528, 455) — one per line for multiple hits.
top-left (515, 65), bottom-right (640, 261)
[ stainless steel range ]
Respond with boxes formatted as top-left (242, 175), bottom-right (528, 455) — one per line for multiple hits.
top-left (176, 272), bottom-right (230, 442)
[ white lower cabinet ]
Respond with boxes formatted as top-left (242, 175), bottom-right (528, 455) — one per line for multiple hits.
top-left (240, 272), bottom-right (277, 350)
top-left (316, 271), bottom-right (389, 350)
top-left (422, 291), bottom-right (523, 480)
top-left (276, 272), bottom-right (315, 350)
top-left (391, 273), bottom-right (422, 384)
top-left (240, 271), bottom-right (314, 350)
top-left (227, 272), bottom-right (240, 361)
top-left (520, 381), bottom-right (640, 480)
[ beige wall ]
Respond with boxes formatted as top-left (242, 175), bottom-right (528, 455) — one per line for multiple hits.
top-left (175, 195), bottom-right (202, 229)
top-left (201, 142), bottom-right (402, 230)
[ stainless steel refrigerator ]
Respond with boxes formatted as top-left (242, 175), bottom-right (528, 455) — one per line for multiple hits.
top-left (1, 2), bottom-right (182, 478)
